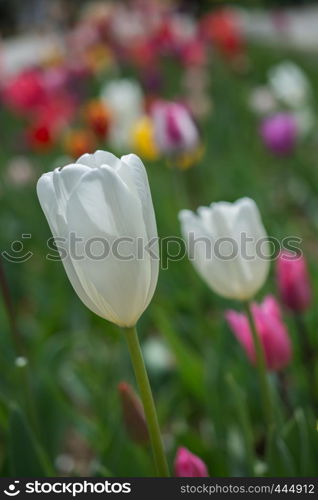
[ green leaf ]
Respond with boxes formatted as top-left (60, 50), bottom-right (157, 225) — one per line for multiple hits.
top-left (226, 373), bottom-right (255, 476)
top-left (267, 427), bottom-right (296, 476)
top-left (8, 404), bottom-right (52, 477)
top-left (283, 408), bottom-right (313, 476)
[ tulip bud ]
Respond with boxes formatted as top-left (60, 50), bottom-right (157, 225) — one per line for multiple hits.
top-left (260, 113), bottom-right (297, 156)
top-left (226, 295), bottom-right (292, 371)
top-left (179, 198), bottom-right (269, 301)
top-left (174, 447), bottom-right (208, 477)
top-left (118, 382), bottom-right (149, 445)
top-left (37, 151), bottom-right (159, 327)
top-left (276, 250), bottom-right (311, 312)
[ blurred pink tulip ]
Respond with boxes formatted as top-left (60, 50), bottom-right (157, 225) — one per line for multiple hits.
top-left (276, 250), bottom-right (311, 313)
top-left (174, 447), bottom-right (208, 477)
top-left (181, 39), bottom-right (207, 67)
top-left (226, 296), bottom-right (292, 371)
top-left (152, 100), bottom-right (199, 155)
top-left (2, 69), bottom-right (48, 115)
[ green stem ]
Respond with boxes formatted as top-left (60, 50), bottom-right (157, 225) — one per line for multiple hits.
top-left (243, 302), bottom-right (273, 432)
top-left (294, 313), bottom-right (317, 409)
top-left (124, 326), bottom-right (169, 477)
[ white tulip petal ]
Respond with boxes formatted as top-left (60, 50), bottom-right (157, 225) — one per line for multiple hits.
top-left (180, 209), bottom-right (240, 298)
top-left (37, 171), bottom-right (105, 319)
top-left (37, 172), bottom-right (60, 233)
top-left (65, 165), bottom-right (151, 326)
top-left (52, 164), bottom-right (91, 217)
top-left (121, 154), bottom-right (159, 306)
top-left (93, 150), bottom-right (122, 170)
top-left (76, 154), bottom-right (96, 168)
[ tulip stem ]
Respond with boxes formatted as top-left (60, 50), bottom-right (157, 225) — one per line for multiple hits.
top-left (124, 326), bottom-right (169, 477)
top-left (244, 302), bottom-right (273, 432)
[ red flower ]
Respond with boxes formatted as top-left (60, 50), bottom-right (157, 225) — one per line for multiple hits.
top-left (201, 9), bottom-right (244, 59)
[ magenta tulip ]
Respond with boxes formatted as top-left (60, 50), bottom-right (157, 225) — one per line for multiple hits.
top-left (276, 250), bottom-right (311, 312)
top-left (226, 295), bottom-right (292, 371)
top-left (260, 112), bottom-right (297, 155)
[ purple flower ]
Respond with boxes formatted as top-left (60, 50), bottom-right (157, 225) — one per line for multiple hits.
top-left (260, 113), bottom-right (298, 155)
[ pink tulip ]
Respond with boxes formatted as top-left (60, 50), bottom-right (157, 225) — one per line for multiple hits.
top-left (2, 69), bottom-right (48, 115)
top-left (174, 447), bottom-right (208, 477)
top-left (151, 100), bottom-right (199, 155)
top-left (276, 250), bottom-right (311, 312)
top-left (181, 39), bottom-right (207, 67)
top-left (226, 296), bottom-right (292, 371)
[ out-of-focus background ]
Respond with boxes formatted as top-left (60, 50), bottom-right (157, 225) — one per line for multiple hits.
top-left (0, 0), bottom-right (318, 477)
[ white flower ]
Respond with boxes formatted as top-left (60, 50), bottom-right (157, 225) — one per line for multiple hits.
top-left (101, 79), bottom-right (144, 150)
top-left (268, 61), bottom-right (311, 109)
top-left (143, 337), bottom-right (174, 373)
top-left (179, 198), bottom-right (269, 301)
top-left (37, 151), bottom-right (159, 327)
top-left (248, 86), bottom-right (277, 115)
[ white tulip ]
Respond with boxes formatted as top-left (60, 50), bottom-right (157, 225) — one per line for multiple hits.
top-left (179, 198), bottom-right (270, 301)
top-left (37, 151), bottom-right (159, 327)
top-left (268, 61), bottom-right (311, 109)
top-left (101, 79), bottom-right (144, 150)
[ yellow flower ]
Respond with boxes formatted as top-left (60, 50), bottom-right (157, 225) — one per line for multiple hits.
top-left (85, 44), bottom-right (114, 74)
top-left (131, 116), bottom-right (159, 162)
